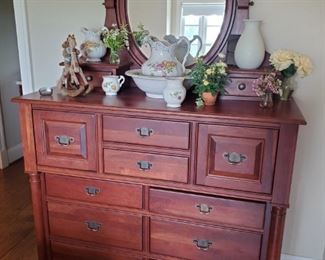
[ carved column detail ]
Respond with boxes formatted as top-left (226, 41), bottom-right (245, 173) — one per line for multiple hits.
top-left (29, 172), bottom-right (47, 260)
top-left (267, 206), bottom-right (287, 260)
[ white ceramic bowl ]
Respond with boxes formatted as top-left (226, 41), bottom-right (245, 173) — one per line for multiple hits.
top-left (125, 69), bottom-right (192, 99)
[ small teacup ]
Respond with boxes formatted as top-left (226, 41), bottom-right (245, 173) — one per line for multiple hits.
top-left (102, 75), bottom-right (125, 96)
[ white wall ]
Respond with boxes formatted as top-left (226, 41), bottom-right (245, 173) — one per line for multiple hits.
top-left (0, 0), bottom-right (22, 164)
top-left (25, 0), bottom-right (105, 89)
top-left (251, 1), bottom-right (325, 259)
top-left (19, 1), bottom-right (325, 259)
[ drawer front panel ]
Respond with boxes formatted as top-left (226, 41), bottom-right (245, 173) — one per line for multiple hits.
top-left (149, 189), bottom-right (265, 229)
top-left (197, 124), bottom-right (278, 193)
top-left (150, 219), bottom-right (262, 260)
top-left (48, 202), bottom-right (143, 251)
top-left (226, 77), bottom-right (256, 97)
top-left (33, 110), bottom-right (97, 171)
top-left (104, 149), bottom-right (189, 183)
top-left (103, 116), bottom-right (190, 149)
top-left (52, 241), bottom-right (142, 260)
top-left (46, 174), bottom-right (143, 209)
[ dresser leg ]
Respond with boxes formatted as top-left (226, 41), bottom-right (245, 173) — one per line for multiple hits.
top-left (29, 172), bottom-right (47, 260)
top-left (267, 206), bottom-right (287, 260)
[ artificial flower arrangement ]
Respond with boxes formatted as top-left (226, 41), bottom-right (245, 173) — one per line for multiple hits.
top-left (191, 54), bottom-right (228, 107)
top-left (252, 72), bottom-right (282, 107)
top-left (269, 49), bottom-right (313, 100)
top-left (101, 24), bottom-right (129, 64)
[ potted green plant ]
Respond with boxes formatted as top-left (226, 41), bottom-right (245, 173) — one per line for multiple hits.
top-left (101, 24), bottom-right (129, 65)
top-left (191, 55), bottom-right (228, 106)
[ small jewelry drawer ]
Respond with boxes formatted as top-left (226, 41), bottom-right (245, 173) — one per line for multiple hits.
top-left (103, 115), bottom-right (190, 150)
top-left (46, 174), bottom-right (143, 209)
top-left (150, 219), bottom-right (262, 260)
top-left (104, 149), bottom-right (189, 183)
top-left (149, 189), bottom-right (265, 230)
top-left (33, 110), bottom-right (97, 171)
top-left (48, 202), bottom-right (143, 251)
top-left (197, 124), bottom-right (278, 193)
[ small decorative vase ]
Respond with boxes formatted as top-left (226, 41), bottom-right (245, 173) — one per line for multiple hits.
top-left (259, 92), bottom-right (274, 108)
top-left (202, 92), bottom-right (218, 106)
top-left (234, 19), bottom-right (265, 69)
top-left (80, 28), bottom-right (106, 62)
top-left (163, 78), bottom-right (186, 108)
top-left (109, 49), bottom-right (120, 65)
top-left (280, 77), bottom-right (295, 101)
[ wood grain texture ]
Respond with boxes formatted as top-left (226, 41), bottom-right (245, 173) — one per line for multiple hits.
top-left (0, 160), bottom-right (37, 260)
top-left (149, 189), bottom-right (266, 230)
top-left (46, 174), bottom-right (143, 209)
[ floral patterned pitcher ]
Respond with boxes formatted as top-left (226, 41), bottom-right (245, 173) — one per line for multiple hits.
top-left (141, 36), bottom-right (190, 77)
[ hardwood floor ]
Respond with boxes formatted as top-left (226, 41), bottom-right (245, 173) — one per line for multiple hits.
top-left (0, 159), bottom-right (37, 259)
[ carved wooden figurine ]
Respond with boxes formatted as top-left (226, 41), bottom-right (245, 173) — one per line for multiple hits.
top-left (56, 34), bottom-right (93, 97)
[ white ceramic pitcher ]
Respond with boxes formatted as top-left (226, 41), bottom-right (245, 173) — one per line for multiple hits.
top-left (81, 27), bottom-right (107, 62)
top-left (141, 36), bottom-right (190, 77)
top-left (102, 75), bottom-right (125, 96)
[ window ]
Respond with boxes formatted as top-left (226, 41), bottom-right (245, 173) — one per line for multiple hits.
top-left (181, 3), bottom-right (225, 56)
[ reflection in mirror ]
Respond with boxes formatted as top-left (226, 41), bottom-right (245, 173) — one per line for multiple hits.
top-left (128, 0), bottom-right (226, 61)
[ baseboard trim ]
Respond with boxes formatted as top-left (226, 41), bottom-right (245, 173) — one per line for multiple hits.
top-left (7, 143), bottom-right (23, 163)
top-left (0, 150), bottom-right (9, 169)
top-left (281, 254), bottom-right (317, 260)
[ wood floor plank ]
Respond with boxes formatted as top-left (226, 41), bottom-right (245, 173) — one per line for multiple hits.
top-left (0, 160), bottom-right (37, 259)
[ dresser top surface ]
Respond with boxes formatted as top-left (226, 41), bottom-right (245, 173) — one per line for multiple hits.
top-left (13, 87), bottom-right (306, 125)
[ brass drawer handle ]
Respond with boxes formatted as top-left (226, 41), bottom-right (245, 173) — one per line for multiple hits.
top-left (85, 186), bottom-right (100, 196)
top-left (193, 239), bottom-right (212, 251)
top-left (55, 135), bottom-right (74, 146)
top-left (137, 161), bottom-right (152, 171)
top-left (196, 204), bottom-right (213, 215)
top-left (136, 127), bottom-right (153, 137)
top-left (223, 152), bottom-right (247, 165)
top-left (85, 221), bottom-right (101, 232)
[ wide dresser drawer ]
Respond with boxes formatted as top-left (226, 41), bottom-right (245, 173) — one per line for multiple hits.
top-left (46, 174), bottom-right (143, 209)
top-left (48, 202), bottom-right (143, 251)
top-left (51, 241), bottom-right (142, 260)
top-left (104, 149), bottom-right (189, 183)
top-left (103, 115), bottom-right (190, 149)
top-left (150, 219), bottom-right (262, 260)
top-left (149, 189), bottom-right (265, 230)
top-left (33, 110), bottom-right (97, 171)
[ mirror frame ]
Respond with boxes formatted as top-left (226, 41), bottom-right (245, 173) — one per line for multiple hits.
top-left (104, 0), bottom-right (250, 66)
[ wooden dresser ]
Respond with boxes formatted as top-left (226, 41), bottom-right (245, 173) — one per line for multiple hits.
top-left (14, 87), bottom-right (305, 260)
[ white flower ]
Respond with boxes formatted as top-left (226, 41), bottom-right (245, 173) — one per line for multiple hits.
top-left (270, 49), bottom-right (295, 71)
top-left (294, 54), bottom-right (313, 77)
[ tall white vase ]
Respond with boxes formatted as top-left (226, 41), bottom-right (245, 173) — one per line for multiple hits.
top-left (234, 19), bottom-right (265, 69)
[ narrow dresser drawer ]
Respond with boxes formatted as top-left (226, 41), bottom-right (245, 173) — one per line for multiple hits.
top-left (48, 202), bottom-right (143, 251)
top-left (46, 174), bottom-right (143, 209)
top-left (225, 77), bottom-right (257, 97)
top-left (52, 241), bottom-right (142, 260)
top-left (103, 116), bottom-right (190, 149)
top-left (104, 149), bottom-right (189, 183)
top-left (197, 124), bottom-right (278, 193)
top-left (149, 189), bottom-right (265, 230)
top-left (150, 219), bottom-right (262, 260)
top-left (33, 110), bottom-right (97, 171)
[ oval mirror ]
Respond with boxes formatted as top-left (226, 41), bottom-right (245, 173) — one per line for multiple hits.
top-left (126, 0), bottom-right (230, 66)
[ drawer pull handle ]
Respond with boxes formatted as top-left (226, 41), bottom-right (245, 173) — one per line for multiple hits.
top-left (86, 75), bottom-right (93, 81)
top-left (85, 221), bottom-right (101, 232)
top-left (238, 83), bottom-right (246, 91)
top-left (137, 160), bottom-right (152, 171)
top-left (193, 239), bottom-right (212, 251)
top-left (55, 135), bottom-right (74, 146)
top-left (85, 186), bottom-right (100, 196)
top-left (223, 152), bottom-right (247, 165)
top-left (136, 127), bottom-right (153, 137)
top-left (196, 204), bottom-right (213, 215)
